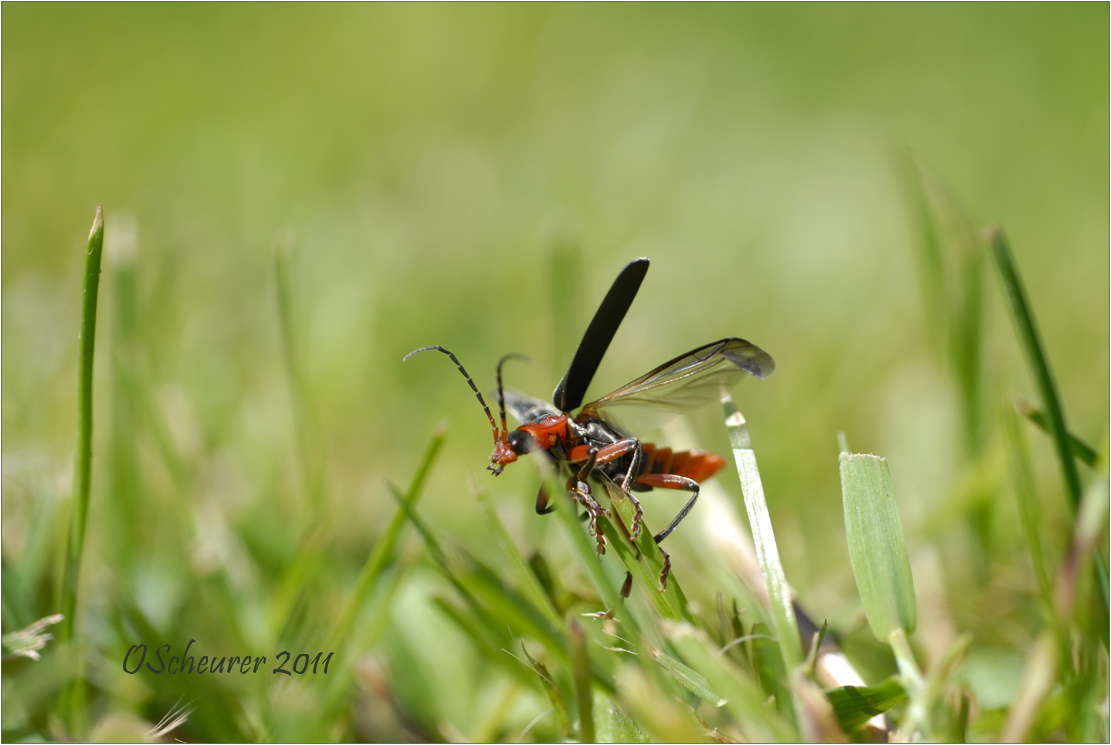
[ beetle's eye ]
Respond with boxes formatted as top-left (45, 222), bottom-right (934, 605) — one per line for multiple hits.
top-left (507, 430), bottom-right (534, 455)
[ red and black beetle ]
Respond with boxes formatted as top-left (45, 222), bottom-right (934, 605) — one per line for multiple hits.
top-left (406, 258), bottom-right (774, 590)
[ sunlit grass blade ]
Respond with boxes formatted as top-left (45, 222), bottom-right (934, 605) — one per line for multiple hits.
top-left (839, 453), bottom-right (917, 641)
top-left (722, 394), bottom-right (803, 672)
top-left (324, 425), bottom-right (445, 653)
top-left (987, 226), bottom-right (1109, 616)
top-left (825, 679), bottom-right (906, 734)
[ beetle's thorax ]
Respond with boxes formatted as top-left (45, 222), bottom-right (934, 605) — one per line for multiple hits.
top-left (488, 414), bottom-right (572, 475)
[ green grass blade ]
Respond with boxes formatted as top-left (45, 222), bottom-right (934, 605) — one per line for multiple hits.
top-left (519, 641), bottom-right (571, 738)
top-left (1018, 400), bottom-right (1100, 469)
top-left (663, 620), bottom-right (798, 742)
top-left (652, 649), bottom-right (727, 707)
top-left (748, 621), bottom-right (790, 714)
top-left (569, 618), bottom-right (595, 743)
top-left (274, 236), bottom-right (324, 521)
top-left (325, 425), bottom-right (445, 652)
top-left (594, 697), bottom-right (649, 743)
top-left (57, 205), bottom-right (104, 733)
top-left (548, 480), bottom-right (630, 617)
top-left (987, 227), bottom-right (1081, 509)
top-left (826, 679), bottom-right (906, 733)
top-left (59, 205), bottom-right (105, 628)
top-left (903, 160), bottom-right (990, 451)
top-left (433, 597), bottom-right (556, 695)
top-left (1002, 405), bottom-right (1055, 615)
top-left (395, 480), bottom-right (619, 697)
top-left (723, 395), bottom-right (803, 672)
top-left (839, 453), bottom-right (917, 641)
top-left (476, 487), bottom-right (563, 629)
top-left (603, 484), bottom-right (691, 621)
top-left (987, 227), bottom-right (1109, 615)
top-left (901, 154), bottom-right (947, 358)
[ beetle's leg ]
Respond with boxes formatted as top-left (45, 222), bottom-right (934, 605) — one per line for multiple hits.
top-left (535, 484), bottom-right (555, 515)
top-left (619, 440), bottom-right (645, 540)
top-left (635, 473), bottom-right (700, 591)
top-left (656, 545), bottom-right (672, 591)
top-left (578, 437), bottom-right (646, 540)
top-left (568, 448), bottom-right (609, 554)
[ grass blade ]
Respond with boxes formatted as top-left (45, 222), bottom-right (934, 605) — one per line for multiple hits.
top-left (1002, 405), bottom-right (1055, 615)
top-left (1018, 400), bottom-right (1100, 469)
top-left (652, 649), bottom-right (726, 707)
top-left (825, 679), bottom-right (906, 734)
top-left (324, 425), bottom-right (445, 652)
top-left (57, 205), bottom-right (104, 733)
top-left (274, 236), bottom-right (324, 520)
top-left (548, 479), bottom-right (629, 617)
top-left (839, 453), bottom-right (917, 641)
top-left (986, 227), bottom-right (1109, 615)
top-left (748, 621), bottom-right (790, 713)
top-left (603, 484), bottom-right (691, 621)
top-left (476, 487), bottom-right (563, 629)
top-left (519, 641), bottom-right (571, 738)
top-left (569, 618), bottom-right (595, 743)
top-left (663, 620), bottom-right (797, 742)
top-left (722, 395), bottom-right (803, 672)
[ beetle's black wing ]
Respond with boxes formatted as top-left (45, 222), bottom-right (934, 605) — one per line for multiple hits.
top-left (503, 389), bottom-right (561, 425)
top-left (579, 338), bottom-right (774, 434)
top-left (552, 257), bottom-right (650, 414)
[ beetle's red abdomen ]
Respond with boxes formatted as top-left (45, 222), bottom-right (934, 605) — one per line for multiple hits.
top-left (639, 443), bottom-right (725, 484)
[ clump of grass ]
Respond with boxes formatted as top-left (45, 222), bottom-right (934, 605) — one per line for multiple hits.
top-left (376, 187), bottom-right (1108, 741)
top-left (4, 193), bottom-right (1106, 742)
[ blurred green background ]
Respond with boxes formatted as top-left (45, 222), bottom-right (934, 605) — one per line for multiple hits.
top-left (3, 4), bottom-right (1107, 741)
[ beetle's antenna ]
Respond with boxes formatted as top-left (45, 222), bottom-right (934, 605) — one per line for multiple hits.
top-left (495, 354), bottom-right (531, 434)
top-left (405, 346), bottom-right (499, 443)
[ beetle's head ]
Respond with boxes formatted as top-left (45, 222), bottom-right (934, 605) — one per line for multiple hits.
top-left (488, 429), bottom-right (536, 475)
